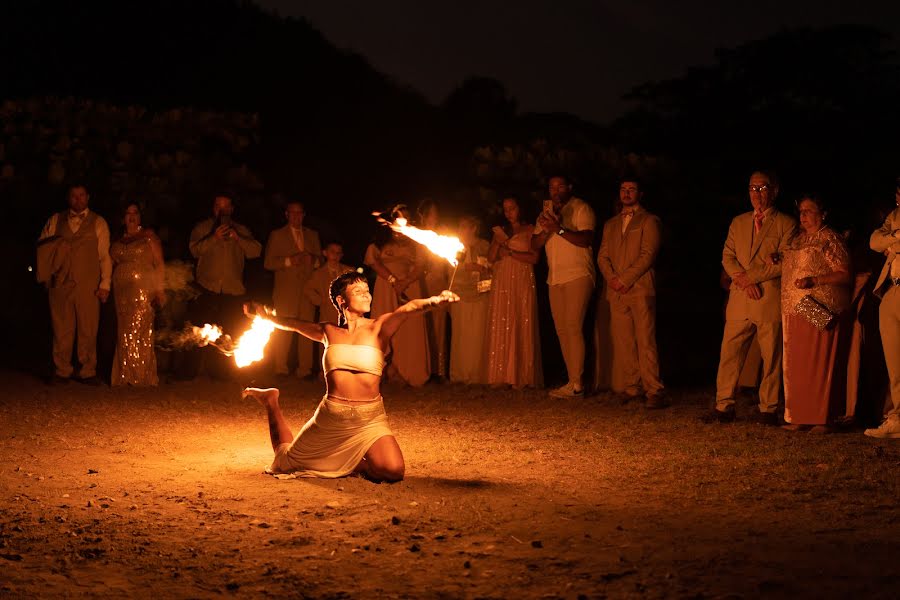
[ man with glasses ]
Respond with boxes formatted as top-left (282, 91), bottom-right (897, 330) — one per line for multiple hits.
top-left (865, 179), bottom-right (900, 438)
top-left (706, 171), bottom-right (796, 424)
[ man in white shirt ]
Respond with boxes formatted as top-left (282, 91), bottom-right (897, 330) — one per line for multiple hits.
top-left (865, 180), bottom-right (900, 438)
top-left (532, 176), bottom-right (596, 398)
top-left (38, 184), bottom-right (112, 385)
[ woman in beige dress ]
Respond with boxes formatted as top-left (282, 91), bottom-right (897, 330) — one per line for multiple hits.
top-left (781, 195), bottom-right (852, 432)
top-left (243, 272), bottom-right (458, 481)
top-left (364, 205), bottom-right (431, 386)
top-left (110, 203), bottom-right (165, 386)
top-left (449, 215), bottom-right (491, 383)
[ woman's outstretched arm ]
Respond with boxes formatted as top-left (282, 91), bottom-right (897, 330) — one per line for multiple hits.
top-left (377, 291), bottom-right (459, 339)
top-left (243, 302), bottom-right (325, 343)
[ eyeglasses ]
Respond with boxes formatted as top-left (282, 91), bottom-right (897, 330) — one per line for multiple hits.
top-left (749, 185), bottom-right (770, 193)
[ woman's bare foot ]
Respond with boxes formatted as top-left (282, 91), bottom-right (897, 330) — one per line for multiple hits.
top-left (242, 387), bottom-right (279, 407)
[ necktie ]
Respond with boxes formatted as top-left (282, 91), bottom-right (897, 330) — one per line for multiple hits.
top-left (621, 209), bottom-right (634, 233)
top-left (754, 211), bottom-right (765, 233)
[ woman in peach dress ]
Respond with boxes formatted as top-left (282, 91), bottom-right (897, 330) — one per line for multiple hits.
top-left (486, 197), bottom-right (543, 388)
top-left (364, 205), bottom-right (431, 386)
top-left (781, 195), bottom-right (852, 432)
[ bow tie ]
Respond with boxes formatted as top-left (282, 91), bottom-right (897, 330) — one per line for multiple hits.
top-left (621, 210), bottom-right (635, 217)
top-left (70, 211), bottom-right (87, 219)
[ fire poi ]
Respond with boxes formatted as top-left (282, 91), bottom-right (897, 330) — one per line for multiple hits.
top-left (377, 214), bottom-right (465, 288)
top-left (187, 318), bottom-right (275, 368)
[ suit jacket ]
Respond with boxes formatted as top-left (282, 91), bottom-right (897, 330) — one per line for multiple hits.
top-left (597, 207), bottom-right (661, 299)
top-left (871, 206), bottom-right (900, 297)
top-left (723, 209), bottom-right (797, 322)
top-left (264, 225), bottom-right (321, 314)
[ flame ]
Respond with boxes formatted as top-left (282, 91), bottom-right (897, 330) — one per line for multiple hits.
top-left (193, 323), bottom-right (223, 345)
top-left (232, 316), bottom-right (276, 368)
top-left (388, 217), bottom-right (464, 267)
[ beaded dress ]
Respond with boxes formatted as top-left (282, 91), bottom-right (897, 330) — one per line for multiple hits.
top-left (110, 233), bottom-right (161, 386)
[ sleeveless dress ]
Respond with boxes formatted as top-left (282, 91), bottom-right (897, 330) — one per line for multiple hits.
top-left (486, 226), bottom-right (543, 387)
top-left (110, 234), bottom-right (160, 386)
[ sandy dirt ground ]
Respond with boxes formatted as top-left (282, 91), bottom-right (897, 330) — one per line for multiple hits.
top-left (2, 370), bottom-right (900, 599)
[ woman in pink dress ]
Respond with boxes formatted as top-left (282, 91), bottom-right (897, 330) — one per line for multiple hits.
top-left (364, 205), bottom-right (431, 386)
top-left (781, 194), bottom-right (852, 432)
top-left (486, 197), bottom-right (543, 388)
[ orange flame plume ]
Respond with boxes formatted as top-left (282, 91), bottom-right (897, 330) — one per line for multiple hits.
top-left (382, 216), bottom-right (464, 267)
top-left (232, 316), bottom-right (276, 368)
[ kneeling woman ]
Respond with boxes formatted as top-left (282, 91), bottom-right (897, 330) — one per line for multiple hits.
top-left (243, 272), bottom-right (458, 482)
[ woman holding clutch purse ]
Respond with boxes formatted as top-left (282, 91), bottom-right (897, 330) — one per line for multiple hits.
top-left (780, 194), bottom-right (852, 432)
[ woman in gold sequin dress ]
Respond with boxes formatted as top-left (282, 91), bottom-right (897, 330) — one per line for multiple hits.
top-left (781, 195), bottom-right (852, 431)
top-left (486, 197), bottom-right (543, 388)
top-left (110, 204), bottom-right (165, 386)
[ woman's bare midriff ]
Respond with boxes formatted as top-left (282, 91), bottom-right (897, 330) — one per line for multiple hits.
top-left (325, 370), bottom-right (382, 404)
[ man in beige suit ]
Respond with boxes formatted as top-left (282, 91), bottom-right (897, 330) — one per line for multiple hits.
top-left (265, 201), bottom-right (321, 378)
top-left (38, 184), bottom-right (112, 385)
top-left (865, 182), bottom-right (900, 438)
top-left (597, 178), bottom-right (666, 408)
top-left (708, 171), bottom-right (796, 424)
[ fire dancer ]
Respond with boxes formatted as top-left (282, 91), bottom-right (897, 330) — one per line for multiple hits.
top-left (243, 271), bottom-right (459, 482)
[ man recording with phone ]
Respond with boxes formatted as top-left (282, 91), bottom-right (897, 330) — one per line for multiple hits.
top-left (188, 193), bottom-right (262, 378)
top-left (532, 175), bottom-right (596, 398)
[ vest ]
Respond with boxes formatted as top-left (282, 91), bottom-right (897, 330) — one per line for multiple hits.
top-left (54, 211), bottom-right (101, 288)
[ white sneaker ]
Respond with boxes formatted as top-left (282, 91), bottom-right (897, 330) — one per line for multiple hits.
top-left (864, 417), bottom-right (900, 439)
top-left (548, 382), bottom-right (584, 399)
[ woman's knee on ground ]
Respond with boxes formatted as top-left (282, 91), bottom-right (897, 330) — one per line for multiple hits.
top-left (367, 453), bottom-right (405, 482)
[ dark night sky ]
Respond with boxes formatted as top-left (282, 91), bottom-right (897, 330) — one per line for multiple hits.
top-left (259, 0), bottom-right (900, 123)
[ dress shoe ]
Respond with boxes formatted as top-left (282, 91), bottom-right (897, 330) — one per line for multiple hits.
top-left (48, 375), bottom-right (70, 386)
top-left (809, 425), bottom-right (833, 434)
top-left (755, 411), bottom-right (780, 426)
top-left (645, 393), bottom-right (670, 409)
top-left (701, 407), bottom-right (735, 423)
top-left (781, 423), bottom-right (807, 432)
top-left (77, 375), bottom-right (102, 386)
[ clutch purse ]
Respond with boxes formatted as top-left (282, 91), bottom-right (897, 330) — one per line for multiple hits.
top-left (796, 294), bottom-right (836, 331)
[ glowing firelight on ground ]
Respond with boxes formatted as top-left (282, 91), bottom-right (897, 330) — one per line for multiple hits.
top-left (232, 316), bottom-right (276, 367)
top-left (388, 217), bottom-right (464, 267)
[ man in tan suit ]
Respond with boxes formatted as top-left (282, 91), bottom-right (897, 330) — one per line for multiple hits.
top-left (865, 182), bottom-right (900, 438)
top-left (38, 184), bottom-right (112, 385)
top-left (265, 201), bottom-right (321, 378)
top-left (597, 178), bottom-right (666, 408)
top-left (708, 171), bottom-right (796, 424)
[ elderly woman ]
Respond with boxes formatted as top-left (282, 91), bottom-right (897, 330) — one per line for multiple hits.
top-left (780, 194), bottom-right (852, 432)
top-left (110, 203), bottom-right (165, 386)
top-left (243, 272), bottom-right (458, 482)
